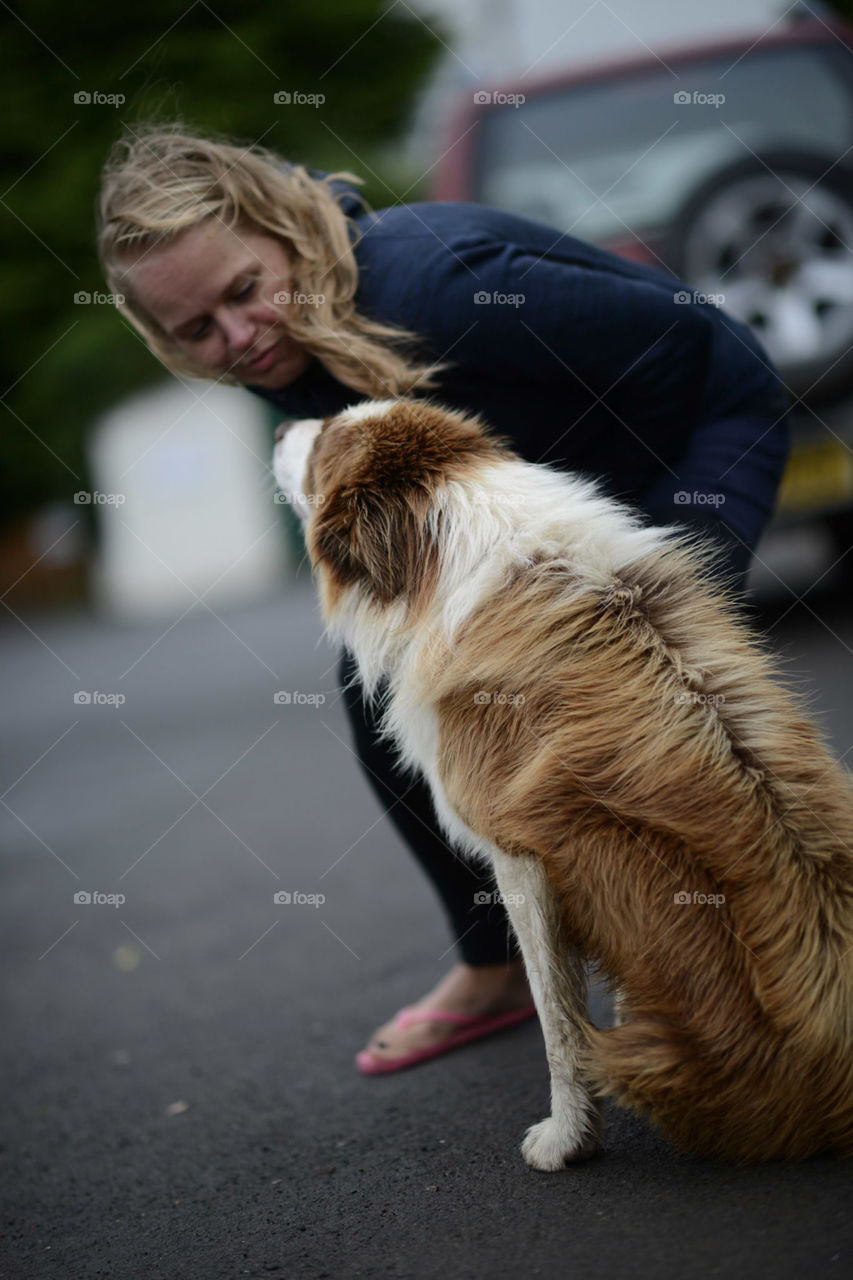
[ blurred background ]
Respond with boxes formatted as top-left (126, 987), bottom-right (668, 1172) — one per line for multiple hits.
top-left (3, 0), bottom-right (853, 610)
top-left (3, 4), bottom-right (853, 1276)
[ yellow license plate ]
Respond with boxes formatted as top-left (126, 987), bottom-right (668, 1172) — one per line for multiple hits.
top-left (776, 438), bottom-right (853, 515)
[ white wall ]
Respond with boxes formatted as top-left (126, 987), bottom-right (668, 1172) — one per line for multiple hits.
top-left (412, 0), bottom-right (790, 79)
top-left (87, 378), bottom-right (292, 620)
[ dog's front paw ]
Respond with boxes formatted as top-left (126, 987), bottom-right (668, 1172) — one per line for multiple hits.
top-left (521, 1114), bottom-right (599, 1171)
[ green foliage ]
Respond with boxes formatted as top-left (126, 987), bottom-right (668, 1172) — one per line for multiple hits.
top-left (824, 0), bottom-right (853, 20)
top-left (0, 0), bottom-right (447, 526)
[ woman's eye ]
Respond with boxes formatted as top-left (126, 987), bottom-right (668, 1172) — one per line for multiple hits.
top-left (188, 320), bottom-right (210, 342)
top-left (183, 279), bottom-right (255, 342)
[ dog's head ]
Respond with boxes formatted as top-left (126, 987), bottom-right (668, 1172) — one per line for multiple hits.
top-left (273, 398), bottom-right (505, 611)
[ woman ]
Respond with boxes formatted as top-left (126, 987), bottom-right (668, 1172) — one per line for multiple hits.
top-left (98, 124), bottom-right (790, 1074)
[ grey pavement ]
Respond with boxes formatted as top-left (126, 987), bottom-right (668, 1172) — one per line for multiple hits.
top-left (2, 573), bottom-right (852, 1280)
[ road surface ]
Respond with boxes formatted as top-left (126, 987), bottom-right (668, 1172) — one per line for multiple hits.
top-left (2, 571), bottom-right (851, 1279)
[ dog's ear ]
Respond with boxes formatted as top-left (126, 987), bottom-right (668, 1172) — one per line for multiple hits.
top-left (309, 483), bottom-right (438, 606)
top-left (303, 398), bottom-right (503, 607)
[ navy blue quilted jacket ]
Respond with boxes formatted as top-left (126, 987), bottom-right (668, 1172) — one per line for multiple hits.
top-left (250, 182), bottom-right (791, 575)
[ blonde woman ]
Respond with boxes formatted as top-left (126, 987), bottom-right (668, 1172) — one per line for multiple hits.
top-left (98, 124), bottom-right (790, 1075)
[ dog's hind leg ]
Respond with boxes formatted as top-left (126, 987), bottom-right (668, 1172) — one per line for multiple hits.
top-left (490, 847), bottom-right (602, 1171)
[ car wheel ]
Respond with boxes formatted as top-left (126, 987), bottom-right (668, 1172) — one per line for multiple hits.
top-left (669, 150), bottom-right (853, 402)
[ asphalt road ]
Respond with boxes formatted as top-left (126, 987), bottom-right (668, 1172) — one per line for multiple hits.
top-left (2, 567), bottom-right (852, 1280)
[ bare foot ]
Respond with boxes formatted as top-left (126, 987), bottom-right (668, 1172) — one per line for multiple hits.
top-left (359, 961), bottom-right (534, 1065)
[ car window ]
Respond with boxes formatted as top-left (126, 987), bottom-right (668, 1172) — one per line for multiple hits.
top-left (473, 46), bottom-right (853, 243)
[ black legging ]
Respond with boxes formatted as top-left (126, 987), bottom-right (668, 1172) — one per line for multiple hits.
top-left (338, 524), bottom-right (752, 966)
top-left (339, 647), bottom-right (520, 963)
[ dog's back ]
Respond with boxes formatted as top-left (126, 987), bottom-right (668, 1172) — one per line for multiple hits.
top-left (277, 396), bottom-right (853, 1162)
top-left (431, 542), bottom-right (853, 1161)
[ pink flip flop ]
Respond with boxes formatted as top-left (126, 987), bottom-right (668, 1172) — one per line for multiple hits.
top-left (355, 1003), bottom-right (538, 1075)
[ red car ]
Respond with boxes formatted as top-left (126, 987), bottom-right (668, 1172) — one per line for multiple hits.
top-left (433, 15), bottom-right (853, 534)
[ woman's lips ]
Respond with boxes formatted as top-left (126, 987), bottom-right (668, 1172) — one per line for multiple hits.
top-left (248, 340), bottom-right (280, 372)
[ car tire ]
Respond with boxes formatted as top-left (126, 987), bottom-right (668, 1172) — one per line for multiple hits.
top-left (668, 150), bottom-right (853, 403)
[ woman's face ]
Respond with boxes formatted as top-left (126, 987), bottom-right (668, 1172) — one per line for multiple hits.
top-left (126, 219), bottom-right (312, 389)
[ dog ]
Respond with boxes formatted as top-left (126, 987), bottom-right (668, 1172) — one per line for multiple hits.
top-left (273, 397), bottom-right (853, 1169)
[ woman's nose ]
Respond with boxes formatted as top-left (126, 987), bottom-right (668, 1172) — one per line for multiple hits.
top-left (221, 314), bottom-right (255, 351)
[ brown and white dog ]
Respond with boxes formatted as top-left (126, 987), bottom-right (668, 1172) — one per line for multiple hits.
top-left (273, 397), bottom-right (853, 1170)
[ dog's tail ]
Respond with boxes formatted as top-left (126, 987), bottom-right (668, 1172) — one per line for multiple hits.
top-left (584, 1010), bottom-right (853, 1161)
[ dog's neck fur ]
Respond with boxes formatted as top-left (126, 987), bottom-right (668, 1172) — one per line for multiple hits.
top-left (319, 458), bottom-right (673, 704)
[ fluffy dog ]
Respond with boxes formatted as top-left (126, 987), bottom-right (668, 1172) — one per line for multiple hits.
top-left (273, 397), bottom-right (853, 1169)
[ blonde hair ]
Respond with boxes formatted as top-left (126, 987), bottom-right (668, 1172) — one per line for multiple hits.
top-left (97, 123), bottom-right (446, 396)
